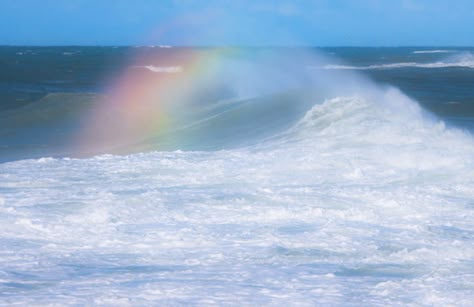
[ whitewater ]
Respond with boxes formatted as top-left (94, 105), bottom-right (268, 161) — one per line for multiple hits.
top-left (321, 51), bottom-right (474, 70)
top-left (1, 48), bottom-right (474, 305)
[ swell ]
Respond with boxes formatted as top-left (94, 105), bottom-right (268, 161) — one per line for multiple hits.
top-left (134, 90), bottom-right (317, 152)
top-left (0, 92), bottom-right (100, 128)
top-left (0, 93), bottom-right (101, 162)
top-left (2, 83), bottom-right (472, 165)
top-left (0, 90), bottom-right (317, 161)
top-left (2, 84), bottom-right (473, 164)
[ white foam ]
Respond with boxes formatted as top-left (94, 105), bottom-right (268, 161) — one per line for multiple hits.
top-left (134, 65), bottom-right (183, 73)
top-left (413, 50), bottom-right (455, 54)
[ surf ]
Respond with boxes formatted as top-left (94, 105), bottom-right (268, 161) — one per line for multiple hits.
top-left (1, 47), bottom-right (474, 305)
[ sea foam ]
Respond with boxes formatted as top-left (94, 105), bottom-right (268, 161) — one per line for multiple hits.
top-left (134, 65), bottom-right (183, 73)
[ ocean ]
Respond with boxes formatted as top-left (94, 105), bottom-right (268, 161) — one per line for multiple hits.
top-left (0, 46), bottom-right (473, 305)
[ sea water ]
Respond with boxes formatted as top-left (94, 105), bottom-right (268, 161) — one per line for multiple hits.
top-left (0, 47), bottom-right (473, 305)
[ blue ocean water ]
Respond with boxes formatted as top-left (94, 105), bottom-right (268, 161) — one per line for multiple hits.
top-left (0, 47), bottom-right (474, 305)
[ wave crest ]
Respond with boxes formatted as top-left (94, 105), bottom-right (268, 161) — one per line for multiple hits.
top-left (134, 65), bottom-right (183, 73)
top-left (322, 52), bottom-right (474, 70)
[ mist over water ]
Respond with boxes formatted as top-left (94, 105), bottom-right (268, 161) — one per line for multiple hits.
top-left (1, 47), bottom-right (474, 305)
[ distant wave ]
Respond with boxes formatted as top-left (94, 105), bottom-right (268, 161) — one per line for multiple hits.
top-left (320, 52), bottom-right (474, 70)
top-left (321, 63), bottom-right (422, 70)
top-left (134, 65), bottom-right (183, 73)
top-left (321, 62), bottom-right (474, 70)
top-left (322, 58), bottom-right (474, 70)
top-left (131, 45), bottom-right (173, 49)
top-left (412, 50), bottom-right (455, 54)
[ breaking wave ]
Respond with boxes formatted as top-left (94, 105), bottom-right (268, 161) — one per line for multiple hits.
top-left (2, 48), bottom-right (474, 162)
top-left (322, 52), bottom-right (474, 70)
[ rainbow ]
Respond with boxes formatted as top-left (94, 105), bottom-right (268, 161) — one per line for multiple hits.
top-left (74, 48), bottom-right (237, 156)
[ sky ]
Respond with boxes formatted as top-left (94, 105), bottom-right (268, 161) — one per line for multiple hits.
top-left (1, 0), bottom-right (474, 46)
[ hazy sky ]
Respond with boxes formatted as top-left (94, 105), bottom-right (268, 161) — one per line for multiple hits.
top-left (1, 0), bottom-right (473, 46)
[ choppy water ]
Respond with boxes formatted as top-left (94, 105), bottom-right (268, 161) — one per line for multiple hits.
top-left (1, 47), bottom-right (474, 305)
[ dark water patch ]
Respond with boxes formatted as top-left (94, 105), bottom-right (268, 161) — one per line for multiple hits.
top-left (0, 92), bottom-right (101, 162)
top-left (334, 264), bottom-right (420, 279)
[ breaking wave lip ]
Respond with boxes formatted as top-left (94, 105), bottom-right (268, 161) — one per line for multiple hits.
top-left (133, 65), bottom-right (183, 73)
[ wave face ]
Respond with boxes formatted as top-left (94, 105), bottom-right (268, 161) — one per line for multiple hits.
top-left (1, 47), bottom-right (474, 305)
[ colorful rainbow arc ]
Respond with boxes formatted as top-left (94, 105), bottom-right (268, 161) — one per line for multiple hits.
top-left (74, 48), bottom-right (238, 156)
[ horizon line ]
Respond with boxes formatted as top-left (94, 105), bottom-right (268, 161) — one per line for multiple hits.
top-left (1, 44), bottom-right (474, 48)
